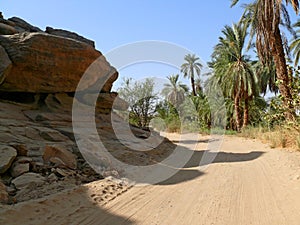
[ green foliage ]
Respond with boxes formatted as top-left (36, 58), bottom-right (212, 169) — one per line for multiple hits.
top-left (153, 100), bottom-right (181, 132)
top-left (208, 22), bottom-right (259, 131)
top-left (161, 74), bottom-right (189, 107)
top-left (118, 77), bottom-right (158, 128)
top-left (264, 65), bottom-right (300, 130)
top-left (290, 19), bottom-right (300, 66)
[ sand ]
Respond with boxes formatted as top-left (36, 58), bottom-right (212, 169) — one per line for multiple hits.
top-left (1, 134), bottom-right (300, 225)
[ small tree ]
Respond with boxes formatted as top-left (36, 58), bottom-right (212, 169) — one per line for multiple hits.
top-left (118, 78), bottom-right (158, 128)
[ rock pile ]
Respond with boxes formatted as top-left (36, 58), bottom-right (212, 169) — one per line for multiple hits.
top-left (0, 13), bottom-right (175, 204)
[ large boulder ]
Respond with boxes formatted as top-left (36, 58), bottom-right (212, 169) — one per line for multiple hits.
top-left (0, 45), bottom-right (12, 85)
top-left (45, 26), bottom-right (95, 47)
top-left (7, 17), bottom-right (42, 32)
top-left (0, 32), bottom-right (117, 93)
top-left (0, 23), bottom-right (18, 35)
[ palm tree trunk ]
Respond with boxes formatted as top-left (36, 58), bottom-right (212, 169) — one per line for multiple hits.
top-left (234, 95), bottom-right (242, 132)
top-left (271, 26), bottom-right (295, 120)
top-left (191, 77), bottom-right (196, 96)
top-left (242, 97), bottom-right (249, 129)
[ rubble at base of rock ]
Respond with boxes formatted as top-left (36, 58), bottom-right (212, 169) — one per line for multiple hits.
top-left (0, 12), bottom-right (175, 205)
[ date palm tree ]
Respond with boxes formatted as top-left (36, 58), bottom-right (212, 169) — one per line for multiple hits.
top-left (232, 0), bottom-right (299, 120)
top-left (209, 23), bottom-right (258, 131)
top-left (290, 20), bottom-right (300, 66)
top-left (252, 60), bottom-right (278, 96)
top-left (181, 54), bottom-right (203, 96)
top-left (161, 74), bottom-right (189, 107)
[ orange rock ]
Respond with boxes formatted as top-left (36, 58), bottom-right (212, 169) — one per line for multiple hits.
top-left (43, 145), bottom-right (77, 170)
top-left (0, 32), bottom-right (116, 93)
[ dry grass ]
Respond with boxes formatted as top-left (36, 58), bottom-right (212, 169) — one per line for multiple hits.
top-left (239, 126), bottom-right (300, 151)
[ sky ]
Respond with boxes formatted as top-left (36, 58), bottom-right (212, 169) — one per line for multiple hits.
top-left (0, 1), bottom-right (299, 91)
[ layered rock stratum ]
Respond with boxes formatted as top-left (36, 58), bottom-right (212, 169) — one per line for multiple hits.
top-left (0, 13), bottom-right (174, 204)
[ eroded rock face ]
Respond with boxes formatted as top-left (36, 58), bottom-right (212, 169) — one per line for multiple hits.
top-left (0, 45), bottom-right (12, 85)
top-left (0, 14), bottom-right (176, 205)
top-left (0, 32), bottom-right (116, 93)
top-left (0, 14), bottom-right (126, 204)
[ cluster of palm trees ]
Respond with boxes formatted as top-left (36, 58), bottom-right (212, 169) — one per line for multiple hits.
top-left (162, 54), bottom-right (203, 104)
top-left (231, 0), bottom-right (299, 121)
top-left (160, 0), bottom-right (300, 132)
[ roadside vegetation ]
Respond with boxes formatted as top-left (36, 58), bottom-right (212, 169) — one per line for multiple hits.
top-left (118, 0), bottom-right (300, 150)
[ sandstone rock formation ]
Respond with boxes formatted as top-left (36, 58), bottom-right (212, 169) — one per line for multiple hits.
top-left (45, 26), bottom-right (95, 47)
top-left (0, 32), bottom-right (116, 93)
top-left (0, 13), bottom-right (175, 205)
top-left (0, 45), bottom-right (11, 85)
top-left (8, 17), bottom-right (42, 32)
top-left (0, 13), bottom-right (117, 93)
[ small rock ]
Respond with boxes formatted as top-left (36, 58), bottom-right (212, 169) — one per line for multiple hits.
top-left (30, 161), bottom-right (46, 173)
top-left (55, 168), bottom-right (69, 177)
top-left (0, 180), bottom-right (8, 203)
top-left (47, 173), bottom-right (58, 182)
top-left (0, 174), bottom-right (12, 186)
top-left (11, 144), bottom-right (28, 156)
top-left (27, 146), bottom-right (43, 157)
top-left (10, 162), bottom-right (30, 178)
top-left (15, 156), bottom-right (33, 164)
top-left (0, 145), bottom-right (17, 174)
top-left (43, 145), bottom-right (77, 169)
top-left (39, 129), bottom-right (70, 142)
top-left (102, 170), bottom-right (120, 178)
top-left (49, 157), bottom-right (67, 168)
top-left (11, 172), bottom-right (45, 189)
top-left (6, 186), bottom-right (17, 195)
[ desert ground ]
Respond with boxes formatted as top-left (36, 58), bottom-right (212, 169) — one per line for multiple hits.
top-left (1, 133), bottom-right (300, 225)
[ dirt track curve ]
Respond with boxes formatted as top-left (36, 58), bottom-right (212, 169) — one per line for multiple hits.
top-left (1, 134), bottom-right (300, 225)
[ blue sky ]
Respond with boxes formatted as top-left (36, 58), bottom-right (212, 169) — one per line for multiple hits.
top-left (1, 1), bottom-right (299, 90)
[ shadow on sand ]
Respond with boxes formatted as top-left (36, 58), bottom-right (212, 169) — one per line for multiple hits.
top-left (157, 149), bottom-right (265, 185)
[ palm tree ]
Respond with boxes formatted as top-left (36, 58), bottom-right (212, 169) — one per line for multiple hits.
top-left (232, 0), bottom-right (299, 120)
top-left (290, 20), bottom-right (300, 66)
top-left (181, 54), bottom-right (203, 96)
top-left (194, 78), bottom-right (203, 96)
top-left (161, 74), bottom-right (189, 107)
top-left (209, 23), bottom-right (258, 131)
top-left (252, 60), bottom-right (278, 96)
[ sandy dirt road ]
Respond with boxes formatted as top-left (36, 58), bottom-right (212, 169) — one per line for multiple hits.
top-left (1, 134), bottom-right (300, 225)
